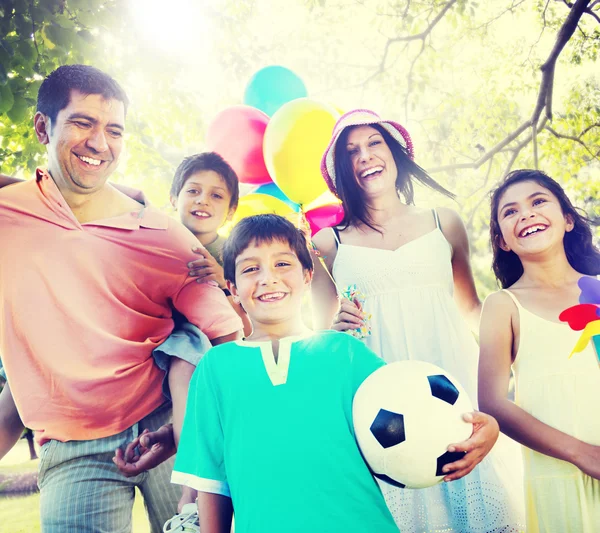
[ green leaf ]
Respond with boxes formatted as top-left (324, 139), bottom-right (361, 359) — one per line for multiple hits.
top-left (0, 39), bottom-right (15, 57)
top-left (6, 95), bottom-right (30, 123)
top-left (0, 84), bottom-right (14, 113)
top-left (17, 40), bottom-right (36, 62)
top-left (0, 63), bottom-right (8, 86)
top-left (77, 29), bottom-right (94, 43)
top-left (46, 24), bottom-right (71, 48)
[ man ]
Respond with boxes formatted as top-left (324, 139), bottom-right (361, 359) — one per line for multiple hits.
top-left (0, 65), bottom-right (242, 532)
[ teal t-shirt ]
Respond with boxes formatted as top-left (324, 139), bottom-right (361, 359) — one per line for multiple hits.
top-left (172, 330), bottom-right (398, 533)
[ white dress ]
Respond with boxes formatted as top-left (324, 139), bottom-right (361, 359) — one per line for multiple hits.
top-left (331, 212), bottom-right (525, 533)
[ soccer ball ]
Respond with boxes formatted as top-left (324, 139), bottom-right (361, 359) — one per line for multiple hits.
top-left (353, 360), bottom-right (473, 489)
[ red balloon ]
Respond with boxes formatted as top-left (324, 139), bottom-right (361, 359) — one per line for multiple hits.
top-left (206, 105), bottom-right (272, 185)
top-left (305, 203), bottom-right (344, 236)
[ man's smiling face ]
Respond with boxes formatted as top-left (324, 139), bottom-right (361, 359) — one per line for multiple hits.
top-left (38, 89), bottom-right (125, 195)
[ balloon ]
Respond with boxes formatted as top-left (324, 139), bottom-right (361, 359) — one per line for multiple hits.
top-left (263, 98), bottom-right (340, 206)
top-left (305, 203), bottom-right (344, 236)
top-left (303, 190), bottom-right (340, 212)
top-left (206, 105), bottom-right (272, 186)
top-left (244, 66), bottom-right (308, 117)
top-left (230, 193), bottom-right (295, 227)
top-left (254, 183), bottom-right (300, 212)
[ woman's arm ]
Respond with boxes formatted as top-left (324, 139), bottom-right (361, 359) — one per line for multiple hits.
top-left (310, 229), bottom-right (342, 330)
top-left (478, 292), bottom-right (600, 479)
top-left (438, 207), bottom-right (481, 332)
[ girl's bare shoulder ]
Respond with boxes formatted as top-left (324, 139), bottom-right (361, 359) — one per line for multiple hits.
top-left (482, 290), bottom-right (518, 321)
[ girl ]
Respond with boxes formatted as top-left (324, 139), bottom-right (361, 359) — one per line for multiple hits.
top-left (479, 169), bottom-right (600, 532)
top-left (312, 109), bottom-right (524, 532)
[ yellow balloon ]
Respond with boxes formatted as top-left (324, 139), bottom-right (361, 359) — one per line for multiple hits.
top-left (263, 98), bottom-right (340, 206)
top-left (231, 193), bottom-right (295, 226)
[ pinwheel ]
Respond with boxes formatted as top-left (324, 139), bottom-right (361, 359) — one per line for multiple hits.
top-left (559, 277), bottom-right (600, 363)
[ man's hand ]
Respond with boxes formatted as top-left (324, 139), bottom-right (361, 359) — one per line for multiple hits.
top-left (113, 424), bottom-right (176, 477)
top-left (440, 411), bottom-right (500, 482)
top-left (188, 247), bottom-right (226, 288)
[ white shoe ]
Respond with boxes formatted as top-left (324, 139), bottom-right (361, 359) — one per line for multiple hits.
top-left (163, 503), bottom-right (200, 532)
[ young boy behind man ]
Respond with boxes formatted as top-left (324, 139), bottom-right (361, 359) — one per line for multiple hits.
top-left (171, 214), bottom-right (400, 533)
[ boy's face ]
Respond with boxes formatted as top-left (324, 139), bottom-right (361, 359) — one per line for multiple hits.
top-left (172, 170), bottom-right (234, 238)
top-left (230, 239), bottom-right (312, 329)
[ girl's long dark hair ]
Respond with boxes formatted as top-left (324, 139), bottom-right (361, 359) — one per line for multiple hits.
top-left (490, 169), bottom-right (600, 288)
top-left (334, 124), bottom-right (455, 231)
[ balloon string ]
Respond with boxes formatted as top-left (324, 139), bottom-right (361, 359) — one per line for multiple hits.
top-left (308, 235), bottom-right (343, 295)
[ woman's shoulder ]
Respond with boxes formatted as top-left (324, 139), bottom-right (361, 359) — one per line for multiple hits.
top-left (436, 206), bottom-right (466, 231)
top-left (312, 226), bottom-right (340, 255)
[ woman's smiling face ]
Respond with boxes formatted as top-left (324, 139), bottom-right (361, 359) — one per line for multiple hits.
top-left (345, 125), bottom-right (398, 198)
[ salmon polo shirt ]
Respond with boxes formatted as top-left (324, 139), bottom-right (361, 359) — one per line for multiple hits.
top-left (0, 169), bottom-right (243, 444)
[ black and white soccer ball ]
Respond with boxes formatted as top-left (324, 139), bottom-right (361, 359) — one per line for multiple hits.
top-left (353, 360), bottom-right (473, 489)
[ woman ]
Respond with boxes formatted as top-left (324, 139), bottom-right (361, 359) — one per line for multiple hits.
top-left (312, 109), bottom-right (524, 532)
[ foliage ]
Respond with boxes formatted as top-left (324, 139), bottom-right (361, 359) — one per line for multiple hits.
top-left (0, 0), bottom-right (598, 295)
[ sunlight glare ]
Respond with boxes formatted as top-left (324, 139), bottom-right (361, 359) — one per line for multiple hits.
top-left (128, 0), bottom-right (210, 57)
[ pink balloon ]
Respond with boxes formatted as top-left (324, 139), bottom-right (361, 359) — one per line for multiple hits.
top-left (206, 105), bottom-right (272, 185)
top-left (305, 203), bottom-right (344, 236)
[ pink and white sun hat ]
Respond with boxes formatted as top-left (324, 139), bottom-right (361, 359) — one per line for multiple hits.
top-left (320, 109), bottom-right (414, 194)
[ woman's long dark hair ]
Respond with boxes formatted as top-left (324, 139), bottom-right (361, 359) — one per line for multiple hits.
top-left (490, 169), bottom-right (600, 288)
top-left (333, 124), bottom-right (455, 231)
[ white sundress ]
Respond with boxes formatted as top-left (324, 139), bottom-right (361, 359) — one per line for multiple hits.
top-left (331, 211), bottom-right (525, 533)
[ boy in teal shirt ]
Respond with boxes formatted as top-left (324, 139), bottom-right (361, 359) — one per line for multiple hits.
top-left (172, 214), bottom-right (400, 533)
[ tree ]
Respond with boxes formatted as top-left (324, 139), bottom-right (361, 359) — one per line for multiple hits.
top-left (1, 0), bottom-right (598, 295)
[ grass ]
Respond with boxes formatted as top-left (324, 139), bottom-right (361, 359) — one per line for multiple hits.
top-left (0, 440), bottom-right (151, 532)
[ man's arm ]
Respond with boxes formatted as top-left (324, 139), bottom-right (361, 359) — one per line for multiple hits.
top-left (0, 383), bottom-right (25, 460)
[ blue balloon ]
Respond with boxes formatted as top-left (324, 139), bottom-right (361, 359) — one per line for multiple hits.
top-left (244, 66), bottom-right (308, 117)
top-left (254, 183), bottom-right (301, 212)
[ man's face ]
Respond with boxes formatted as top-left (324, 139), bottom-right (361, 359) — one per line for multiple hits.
top-left (37, 89), bottom-right (125, 195)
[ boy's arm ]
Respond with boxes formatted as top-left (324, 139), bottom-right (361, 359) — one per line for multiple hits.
top-left (197, 492), bottom-right (233, 533)
top-left (114, 333), bottom-right (237, 478)
top-left (0, 383), bottom-right (25, 460)
top-left (170, 332), bottom-right (237, 447)
top-left (0, 175), bottom-right (23, 188)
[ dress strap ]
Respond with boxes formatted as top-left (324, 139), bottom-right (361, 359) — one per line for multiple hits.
top-left (432, 209), bottom-right (441, 230)
top-left (502, 289), bottom-right (522, 309)
top-left (331, 226), bottom-right (341, 248)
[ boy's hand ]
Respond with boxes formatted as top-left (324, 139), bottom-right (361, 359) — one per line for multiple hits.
top-left (178, 486), bottom-right (198, 513)
top-left (188, 247), bottom-right (226, 289)
top-left (113, 424), bottom-right (176, 477)
top-left (440, 411), bottom-right (499, 482)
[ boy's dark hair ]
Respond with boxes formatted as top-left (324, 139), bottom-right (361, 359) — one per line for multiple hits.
top-left (222, 214), bottom-right (314, 283)
top-left (490, 169), bottom-right (600, 288)
top-left (170, 152), bottom-right (239, 210)
top-left (334, 123), bottom-right (455, 232)
top-left (37, 65), bottom-right (129, 125)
